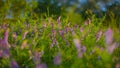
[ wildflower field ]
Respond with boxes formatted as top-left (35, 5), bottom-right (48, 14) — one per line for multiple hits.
top-left (0, 0), bottom-right (120, 68)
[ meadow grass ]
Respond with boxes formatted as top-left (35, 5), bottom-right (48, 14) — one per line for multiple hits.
top-left (0, 14), bottom-right (120, 68)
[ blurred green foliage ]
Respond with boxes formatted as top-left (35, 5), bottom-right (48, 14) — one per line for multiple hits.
top-left (0, 0), bottom-right (120, 28)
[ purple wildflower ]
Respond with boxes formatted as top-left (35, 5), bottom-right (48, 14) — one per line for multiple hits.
top-left (74, 24), bottom-right (78, 29)
top-left (77, 45), bottom-right (86, 58)
top-left (60, 30), bottom-right (64, 39)
top-left (65, 26), bottom-right (69, 34)
top-left (3, 48), bottom-right (9, 58)
top-left (57, 16), bottom-right (62, 29)
top-left (2, 23), bottom-right (8, 29)
top-left (107, 42), bottom-right (118, 54)
top-left (53, 53), bottom-right (61, 65)
top-left (70, 28), bottom-right (75, 35)
top-left (57, 16), bottom-right (61, 24)
top-left (3, 29), bottom-right (9, 44)
top-left (0, 29), bottom-right (10, 58)
top-left (73, 38), bottom-right (81, 50)
top-left (52, 30), bottom-right (56, 38)
top-left (51, 38), bottom-right (57, 48)
top-left (66, 40), bottom-right (69, 46)
top-left (51, 23), bottom-right (56, 37)
top-left (23, 31), bottom-right (28, 40)
top-left (51, 43), bottom-right (54, 48)
top-left (81, 46), bottom-right (86, 53)
top-left (105, 28), bottom-right (113, 45)
top-left (36, 63), bottom-right (47, 68)
top-left (10, 59), bottom-right (19, 68)
top-left (80, 27), bottom-right (84, 32)
top-left (96, 30), bottom-right (103, 42)
top-left (78, 52), bottom-right (83, 58)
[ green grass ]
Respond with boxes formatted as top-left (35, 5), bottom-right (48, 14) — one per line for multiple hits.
top-left (0, 14), bottom-right (120, 68)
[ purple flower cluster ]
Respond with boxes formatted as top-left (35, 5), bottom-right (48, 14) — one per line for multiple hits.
top-left (53, 53), bottom-right (61, 65)
top-left (96, 30), bottom-right (103, 42)
top-left (105, 28), bottom-right (119, 54)
top-left (105, 28), bottom-right (113, 45)
top-left (73, 38), bottom-right (86, 58)
top-left (10, 59), bottom-right (19, 68)
top-left (0, 29), bottom-right (10, 58)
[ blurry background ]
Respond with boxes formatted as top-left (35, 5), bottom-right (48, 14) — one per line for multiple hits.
top-left (0, 0), bottom-right (120, 27)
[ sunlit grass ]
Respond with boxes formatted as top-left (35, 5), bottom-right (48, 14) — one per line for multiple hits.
top-left (0, 14), bottom-right (120, 68)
